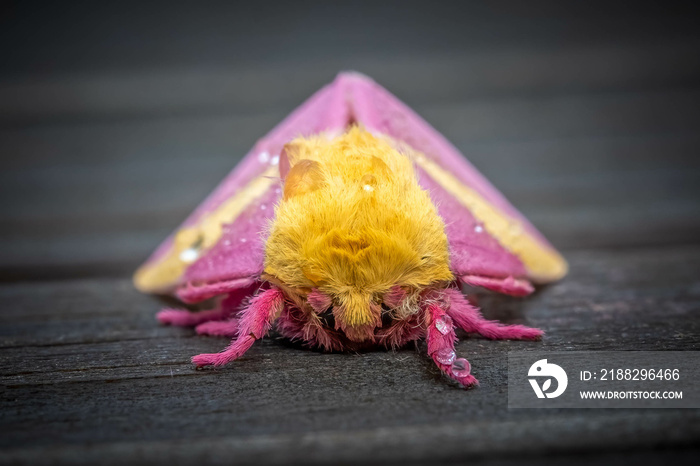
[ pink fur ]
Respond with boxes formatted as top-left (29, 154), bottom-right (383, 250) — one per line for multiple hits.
top-left (158, 307), bottom-right (229, 327)
top-left (275, 305), bottom-right (425, 352)
top-left (192, 287), bottom-right (285, 367)
top-left (443, 289), bottom-right (543, 340)
top-left (375, 314), bottom-right (423, 348)
top-left (176, 277), bottom-right (257, 304)
top-left (383, 286), bottom-right (407, 309)
top-left (158, 282), bottom-right (256, 327)
top-left (179, 285), bottom-right (541, 382)
top-left (461, 275), bottom-right (534, 297)
top-left (276, 306), bottom-right (344, 352)
top-left (425, 303), bottom-right (478, 387)
top-left (307, 289), bottom-right (332, 313)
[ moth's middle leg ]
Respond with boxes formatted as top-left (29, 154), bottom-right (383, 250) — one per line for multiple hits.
top-left (443, 289), bottom-right (543, 341)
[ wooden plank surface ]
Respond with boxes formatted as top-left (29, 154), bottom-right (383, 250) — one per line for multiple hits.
top-left (1, 246), bottom-right (699, 463)
top-left (1, 2), bottom-right (699, 465)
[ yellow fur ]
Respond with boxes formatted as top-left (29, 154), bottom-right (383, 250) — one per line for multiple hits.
top-left (264, 128), bottom-right (453, 335)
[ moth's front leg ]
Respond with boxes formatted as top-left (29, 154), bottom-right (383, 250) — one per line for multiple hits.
top-left (157, 285), bottom-right (252, 327)
top-left (192, 287), bottom-right (285, 367)
top-left (425, 302), bottom-right (478, 388)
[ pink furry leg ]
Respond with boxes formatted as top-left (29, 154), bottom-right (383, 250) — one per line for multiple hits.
top-left (426, 303), bottom-right (478, 388)
top-left (157, 285), bottom-right (252, 327)
top-left (195, 318), bottom-right (240, 337)
top-left (192, 287), bottom-right (285, 367)
top-left (158, 307), bottom-right (232, 327)
top-left (444, 289), bottom-right (543, 340)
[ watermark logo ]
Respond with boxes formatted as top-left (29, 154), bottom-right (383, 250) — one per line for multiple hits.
top-left (528, 359), bottom-right (568, 398)
top-left (509, 352), bottom-right (696, 408)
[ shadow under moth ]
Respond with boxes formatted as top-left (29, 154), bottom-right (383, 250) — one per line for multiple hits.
top-left (134, 72), bottom-right (567, 387)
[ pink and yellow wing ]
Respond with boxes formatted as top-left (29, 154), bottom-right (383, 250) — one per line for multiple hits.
top-left (134, 72), bottom-right (567, 302)
top-left (133, 78), bottom-right (352, 301)
top-left (342, 73), bottom-right (568, 293)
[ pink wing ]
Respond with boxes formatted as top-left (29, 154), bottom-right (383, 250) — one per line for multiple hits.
top-left (134, 73), bottom-right (566, 302)
top-left (133, 77), bottom-right (353, 301)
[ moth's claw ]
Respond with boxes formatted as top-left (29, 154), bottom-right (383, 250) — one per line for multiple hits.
top-left (455, 374), bottom-right (479, 389)
top-left (157, 309), bottom-right (186, 326)
top-left (191, 354), bottom-right (218, 367)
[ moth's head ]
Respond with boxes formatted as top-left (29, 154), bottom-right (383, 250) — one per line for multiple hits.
top-left (264, 128), bottom-right (453, 341)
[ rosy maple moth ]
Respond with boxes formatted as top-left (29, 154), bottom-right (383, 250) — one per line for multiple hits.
top-left (134, 72), bottom-right (567, 387)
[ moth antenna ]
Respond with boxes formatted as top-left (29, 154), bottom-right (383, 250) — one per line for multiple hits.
top-left (425, 302), bottom-right (478, 388)
top-left (443, 288), bottom-right (543, 340)
top-left (192, 287), bottom-right (285, 367)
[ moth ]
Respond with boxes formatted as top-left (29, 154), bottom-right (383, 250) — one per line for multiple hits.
top-left (134, 73), bottom-right (567, 387)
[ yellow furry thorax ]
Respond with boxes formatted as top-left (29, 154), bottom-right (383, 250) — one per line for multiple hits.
top-left (263, 127), bottom-right (454, 340)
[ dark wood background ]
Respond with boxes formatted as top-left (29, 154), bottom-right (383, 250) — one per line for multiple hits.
top-left (1, 2), bottom-right (699, 465)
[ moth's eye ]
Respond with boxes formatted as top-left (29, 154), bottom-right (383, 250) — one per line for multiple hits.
top-left (283, 159), bottom-right (325, 200)
top-left (317, 308), bottom-right (335, 328)
top-left (380, 303), bottom-right (394, 327)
